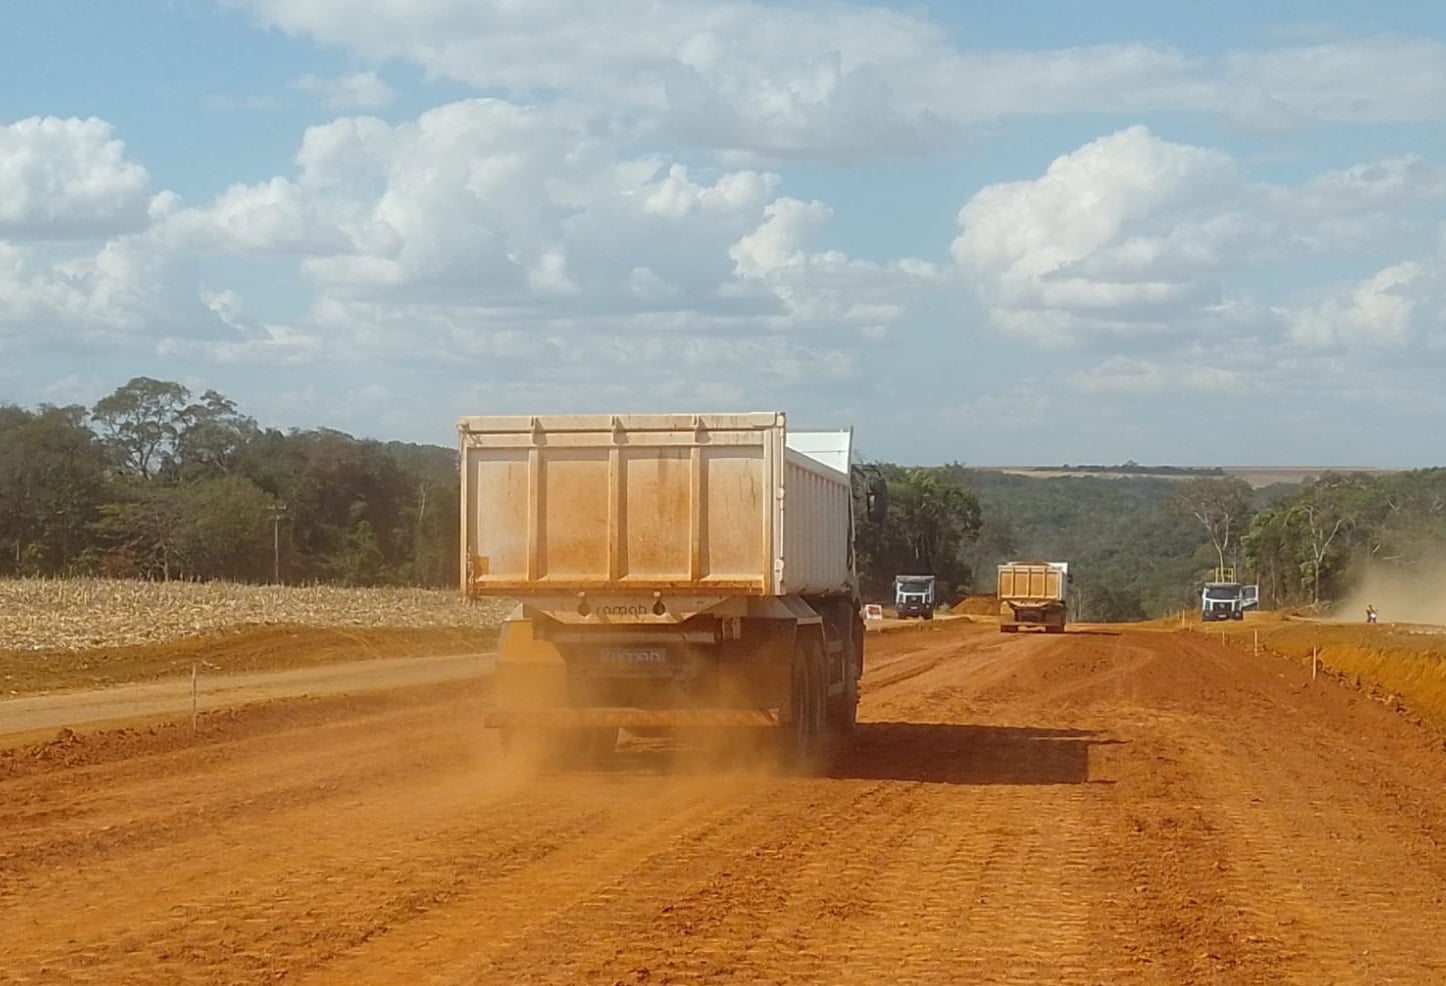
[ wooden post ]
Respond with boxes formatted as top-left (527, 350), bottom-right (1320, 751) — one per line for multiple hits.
top-left (1312, 647), bottom-right (1318, 681)
top-left (1254, 630), bottom-right (1259, 656)
top-left (192, 663), bottom-right (198, 733)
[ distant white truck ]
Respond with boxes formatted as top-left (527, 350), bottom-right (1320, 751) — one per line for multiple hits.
top-left (997, 561), bottom-right (1069, 634)
top-left (1200, 568), bottom-right (1260, 621)
top-left (893, 574), bottom-right (939, 620)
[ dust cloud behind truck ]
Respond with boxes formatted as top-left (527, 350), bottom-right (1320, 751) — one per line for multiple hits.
top-left (997, 561), bottom-right (1069, 633)
top-left (458, 412), bottom-right (880, 764)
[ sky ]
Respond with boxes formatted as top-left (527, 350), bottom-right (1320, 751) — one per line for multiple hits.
top-left (5, 1), bottom-right (1446, 467)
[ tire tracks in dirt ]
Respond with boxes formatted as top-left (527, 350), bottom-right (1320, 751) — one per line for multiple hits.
top-left (6, 622), bottom-right (1446, 984)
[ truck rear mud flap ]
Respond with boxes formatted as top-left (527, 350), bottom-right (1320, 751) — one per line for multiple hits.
top-left (482, 707), bottom-right (781, 729)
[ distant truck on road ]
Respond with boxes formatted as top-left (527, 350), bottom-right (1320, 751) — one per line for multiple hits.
top-left (1200, 568), bottom-right (1259, 621)
top-left (893, 574), bottom-right (940, 620)
top-left (458, 412), bottom-right (885, 765)
top-left (998, 561), bottom-right (1069, 634)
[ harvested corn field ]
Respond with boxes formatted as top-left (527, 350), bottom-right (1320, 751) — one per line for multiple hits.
top-left (0, 578), bottom-right (512, 652)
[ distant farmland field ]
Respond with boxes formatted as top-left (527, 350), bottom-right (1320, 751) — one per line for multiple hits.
top-left (969, 466), bottom-right (1397, 488)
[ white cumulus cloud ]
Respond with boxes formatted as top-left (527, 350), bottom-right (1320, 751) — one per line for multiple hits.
top-left (1288, 261), bottom-right (1436, 350)
top-left (225, 1), bottom-right (1446, 160)
top-left (291, 71), bottom-right (396, 111)
top-left (0, 117), bottom-right (152, 239)
top-left (951, 126), bottom-right (1246, 345)
top-left (951, 126), bottom-right (1446, 350)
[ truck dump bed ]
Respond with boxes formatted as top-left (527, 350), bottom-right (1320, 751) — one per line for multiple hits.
top-left (997, 562), bottom-right (1068, 602)
top-left (458, 412), bottom-right (854, 598)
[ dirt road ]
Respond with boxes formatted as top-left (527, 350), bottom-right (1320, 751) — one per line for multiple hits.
top-left (5, 622), bottom-right (1446, 985)
top-left (0, 652), bottom-right (493, 741)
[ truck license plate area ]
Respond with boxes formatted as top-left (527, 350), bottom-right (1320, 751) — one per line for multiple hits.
top-left (597, 646), bottom-right (668, 666)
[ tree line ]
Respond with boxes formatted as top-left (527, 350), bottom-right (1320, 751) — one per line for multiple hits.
top-left (865, 466), bottom-right (1446, 620)
top-left (6, 378), bottom-right (1433, 616)
top-left (0, 378), bottom-right (458, 585)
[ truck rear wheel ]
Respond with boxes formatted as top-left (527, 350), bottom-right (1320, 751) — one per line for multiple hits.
top-left (826, 622), bottom-right (862, 737)
top-left (779, 638), bottom-right (824, 768)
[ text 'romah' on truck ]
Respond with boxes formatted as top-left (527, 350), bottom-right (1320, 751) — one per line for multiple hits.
top-left (458, 412), bottom-right (886, 766)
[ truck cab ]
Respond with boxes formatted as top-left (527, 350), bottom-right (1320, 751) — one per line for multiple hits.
top-left (1200, 571), bottom-right (1260, 621)
top-left (893, 575), bottom-right (938, 620)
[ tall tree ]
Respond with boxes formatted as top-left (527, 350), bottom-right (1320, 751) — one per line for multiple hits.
top-left (1289, 472), bottom-right (1371, 604)
top-left (94, 485), bottom-right (187, 580)
top-left (1167, 476), bottom-right (1255, 577)
top-left (174, 390), bottom-right (259, 478)
top-left (856, 466), bottom-right (982, 597)
top-left (0, 404), bottom-right (111, 574)
top-left (91, 377), bottom-right (192, 478)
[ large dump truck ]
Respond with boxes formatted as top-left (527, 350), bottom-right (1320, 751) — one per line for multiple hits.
top-left (459, 412), bottom-right (880, 763)
top-left (893, 574), bottom-right (939, 620)
top-left (1200, 567), bottom-right (1260, 621)
top-left (998, 561), bottom-right (1069, 633)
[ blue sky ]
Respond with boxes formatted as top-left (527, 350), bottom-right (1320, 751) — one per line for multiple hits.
top-left (6, 2), bottom-right (1446, 467)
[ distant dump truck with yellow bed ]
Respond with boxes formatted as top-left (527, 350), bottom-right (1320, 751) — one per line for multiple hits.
top-left (458, 412), bottom-right (885, 765)
top-left (997, 561), bottom-right (1070, 633)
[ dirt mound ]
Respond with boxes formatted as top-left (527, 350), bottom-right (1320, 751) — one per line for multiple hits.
top-left (951, 594), bottom-right (999, 616)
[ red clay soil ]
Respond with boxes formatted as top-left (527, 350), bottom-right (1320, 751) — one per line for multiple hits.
top-left (5, 621), bottom-right (1446, 983)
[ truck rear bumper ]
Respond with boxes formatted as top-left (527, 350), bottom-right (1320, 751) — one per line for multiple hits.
top-left (482, 707), bottom-right (782, 729)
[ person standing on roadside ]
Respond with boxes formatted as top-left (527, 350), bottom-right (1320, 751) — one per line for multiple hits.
top-left (1366, 604), bottom-right (1378, 624)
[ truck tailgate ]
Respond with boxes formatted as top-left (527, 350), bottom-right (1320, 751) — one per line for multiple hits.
top-left (458, 412), bottom-right (853, 598)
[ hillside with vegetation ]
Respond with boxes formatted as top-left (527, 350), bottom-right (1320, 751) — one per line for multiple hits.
top-left (3, 378), bottom-right (1442, 623)
top-left (860, 464), bottom-right (1446, 622)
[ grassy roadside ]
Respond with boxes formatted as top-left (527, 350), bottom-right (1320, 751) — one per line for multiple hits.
top-left (1193, 614), bottom-right (1446, 727)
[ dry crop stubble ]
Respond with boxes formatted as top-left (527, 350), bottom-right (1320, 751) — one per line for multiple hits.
top-left (0, 579), bottom-right (512, 694)
top-left (0, 578), bottom-right (513, 653)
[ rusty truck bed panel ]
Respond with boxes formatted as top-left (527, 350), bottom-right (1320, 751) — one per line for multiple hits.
top-left (458, 412), bottom-right (854, 599)
top-left (997, 562), bottom-right (1067, 603)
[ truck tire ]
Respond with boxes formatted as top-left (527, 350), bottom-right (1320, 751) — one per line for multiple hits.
top-left (922, 610), bottom-right (934, 621)
top-left (779, 637), bottom-right (825, 768)
top-left (827, 617), bottom-right (862, 736)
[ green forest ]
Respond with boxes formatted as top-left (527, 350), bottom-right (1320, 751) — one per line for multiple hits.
top-left (0, 378), bottom-right (458, 586)
top-left (4, 378), bottom-right (1444, 619)
top-left (867, 464), bottom-right (1446, 620)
